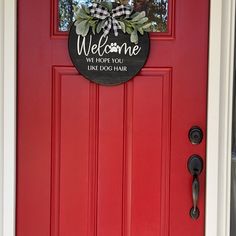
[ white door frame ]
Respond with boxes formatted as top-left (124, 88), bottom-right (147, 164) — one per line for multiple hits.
top-left (0, 0), bottom-right (234, 235)
top-left (0, 0), bottom-right (16, 236)
top-left (206, 0), bottom-right (235, 235)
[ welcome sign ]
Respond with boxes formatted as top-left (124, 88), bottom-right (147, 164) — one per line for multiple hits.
top-left (68, 2), bottom-right (151, 85)
top-left (68, 28), bottom-right (149, 85)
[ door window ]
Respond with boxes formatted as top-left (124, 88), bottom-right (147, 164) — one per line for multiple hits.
top-left (58, 0), bottom-right (168, 32)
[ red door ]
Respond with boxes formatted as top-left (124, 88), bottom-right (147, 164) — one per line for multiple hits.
top-left (17, 0), bottom-right (209, 235)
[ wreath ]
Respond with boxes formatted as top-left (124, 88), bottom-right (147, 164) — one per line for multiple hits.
top-left (73, 1), bottom-right (152, 44)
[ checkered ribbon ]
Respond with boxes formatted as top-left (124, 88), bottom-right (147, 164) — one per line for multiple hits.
top-left (89, 3), bottom-right (132, 36)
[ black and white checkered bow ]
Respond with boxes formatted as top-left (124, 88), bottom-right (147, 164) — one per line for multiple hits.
top-left (89, 3), bottom-right (132, 36)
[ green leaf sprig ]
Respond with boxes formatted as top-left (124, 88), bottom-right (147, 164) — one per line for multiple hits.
top-left (119, 11), bottom-right (152, 44)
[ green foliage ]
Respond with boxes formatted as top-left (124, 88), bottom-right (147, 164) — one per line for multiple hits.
top-left (121, 11), bottom-right (152, 43)
top-left (96, 20), bottom-right (106, 33)
top-left (99, 1), bottom-right (113, 11)
top-left (73, 4), bottom-right (152, 44)
top-left (75, 20), bottom-right (90, 36)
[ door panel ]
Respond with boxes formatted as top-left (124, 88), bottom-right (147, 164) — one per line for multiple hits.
top-left (51, 70), bottom-right (91, 236)
top-left (50, 68), bottom-right (172, 236)
top-left (131, 70), bottom-right (171, 236)
top-left (17, 0), bottom-right (209, 235)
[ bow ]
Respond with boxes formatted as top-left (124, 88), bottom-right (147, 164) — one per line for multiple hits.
top-left (89, 3), bottom-right (132, 36)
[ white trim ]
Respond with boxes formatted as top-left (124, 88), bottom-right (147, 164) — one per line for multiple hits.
top-left (0, 0), bottom-right (235, 235)
top-left (0, 1), bottom-right (4, 234)
top-left (206, 0), bottom-right (235, 235)
top-left (0, 0), bottom-right (16, 236)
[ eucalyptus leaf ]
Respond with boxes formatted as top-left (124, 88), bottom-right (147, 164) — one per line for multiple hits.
top-left (74, 18), bottom-right (85, 26)
top-left (92, 24), bottom-right (96, 35)
top-left (100, 1), bottom-right (112, 11)
top-left (73, 5), bottom-right (79, 13)
top-left (76, 20), bottom-right (90, 37)
top-left (142, 22), bottom-right (152, 30)
top-left (123, 19), bottom-right (131, 28)
top-left (89, 19), bottom-right (96, 26)
top-left (130, 29), bottom-right (138, 44)
top-left (77, 7), bottom-right (90, 19)
top-left (126, 26), bottom-right (132, 34)
top-left (118, 21), bottom-right (126, 33)
top-left (137, 17), bottom-right (149, 25)
top-left (74, 10), bottom-right (80, 19)
top-left (131, 11), bottom-right (146, 22)
top-left (138, 27), bottom-right (144, 35)
top-left (96, 21), bottom-right (103, 34)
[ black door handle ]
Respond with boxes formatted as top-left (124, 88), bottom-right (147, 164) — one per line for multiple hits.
top-left (191, 175), bottom-right (200, 219)
top-left (187, 155), bottom-right (203, 219)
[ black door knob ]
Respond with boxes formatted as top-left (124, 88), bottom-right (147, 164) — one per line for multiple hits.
top-left (188, 126), bottom-right (203, 144)
top-left (188, 155), bottom-right (203, 176)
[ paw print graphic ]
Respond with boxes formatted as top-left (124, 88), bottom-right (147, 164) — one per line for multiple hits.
top-left (110, 43), bottom-right (120, 53)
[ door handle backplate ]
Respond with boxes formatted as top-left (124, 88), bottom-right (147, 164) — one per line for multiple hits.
top-left (187, 155), bottom-right (203, 220)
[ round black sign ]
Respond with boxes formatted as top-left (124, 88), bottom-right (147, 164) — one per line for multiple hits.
top-left (68, 24), bottom-right (150, 85)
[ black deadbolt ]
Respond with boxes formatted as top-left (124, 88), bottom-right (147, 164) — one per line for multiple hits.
top-left (188, 126), bottom-right (203, 144)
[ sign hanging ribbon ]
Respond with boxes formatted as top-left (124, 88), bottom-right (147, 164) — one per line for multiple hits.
top-left (89, 3), bottom-right (132, 36)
